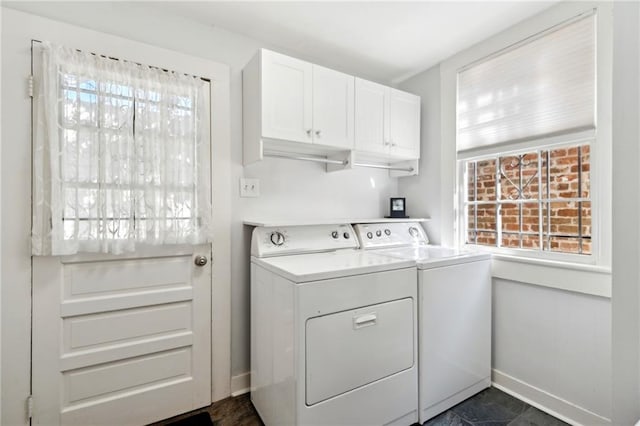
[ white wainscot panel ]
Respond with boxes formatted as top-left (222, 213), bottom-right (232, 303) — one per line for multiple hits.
top-left (492, 278), bottom-right (611, 423)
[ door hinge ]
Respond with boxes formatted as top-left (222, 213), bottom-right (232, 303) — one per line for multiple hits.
top-left (27, 75), bottom-right (34, 98)
top-left (27, 394), bottom-right (33, 419)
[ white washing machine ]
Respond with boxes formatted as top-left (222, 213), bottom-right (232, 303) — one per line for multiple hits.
top-left (354, 222), bottom-right (492, 423)
top-left (250, 223), bottom-right (419, 426)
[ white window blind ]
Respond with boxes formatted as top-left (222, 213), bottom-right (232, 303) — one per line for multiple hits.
top-left (457, 13), bottom-right (596, 153)
top-left (32, 42), bottom-right (212, 255)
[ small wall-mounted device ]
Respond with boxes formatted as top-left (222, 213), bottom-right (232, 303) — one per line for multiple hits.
top-left (387, 197), bottom-right (408, 218)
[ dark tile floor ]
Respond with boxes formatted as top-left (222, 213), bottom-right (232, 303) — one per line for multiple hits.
top-left (425, 387), bottom-right (568, 426)
top-left (151, 387), bottom-right (567, 426)
top-left (150, 394), bottom-right (262, 426)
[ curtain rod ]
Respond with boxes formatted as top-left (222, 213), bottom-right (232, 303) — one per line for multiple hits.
top-left (31, 39), bottom-right (210, 82)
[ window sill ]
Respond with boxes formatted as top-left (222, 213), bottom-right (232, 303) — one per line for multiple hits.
top-left (491, 254), bottom-right (611, 298)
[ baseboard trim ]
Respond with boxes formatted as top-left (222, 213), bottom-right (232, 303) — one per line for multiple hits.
top-left (492, 369), bottom-right (611, 426)
top-left (230, 372), bottom-right (251, 397)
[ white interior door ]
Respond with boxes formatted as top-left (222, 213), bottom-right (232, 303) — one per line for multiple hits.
top-left (32, 247), bottom-right (212, 425)
top-left (30, 43), bottom-right (214, 426)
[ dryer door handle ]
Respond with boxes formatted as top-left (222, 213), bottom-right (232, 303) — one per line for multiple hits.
top-left (353, 313), bottom-right (377, 329)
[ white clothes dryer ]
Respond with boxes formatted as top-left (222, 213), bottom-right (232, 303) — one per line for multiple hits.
top-left (250, 224), bottom-right (419, 426)
top-left (354, 222), bottom-right (492, 423)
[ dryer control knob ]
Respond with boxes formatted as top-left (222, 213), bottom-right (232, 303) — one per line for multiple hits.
top-left (384, 229), bottom-right (391, 236)
top-left (367, 232), bottom-right (373, 239)
top-left (270, 231), bottom-right (285, 246)
top-left (331, 231), bottom-right (339, 239)
top-left (376, 230), bottom-right (382, 237)
top-left (343, 232), bottom-right (351, 239)
top-left (409, 227), bottom-right (420, 238)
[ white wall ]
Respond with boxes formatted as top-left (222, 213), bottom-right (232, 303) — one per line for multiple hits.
top-left (398, 2), bottom-right (613, 424)
top-left (611, 1), bottom-right (640, 424)
top-left (2, 1), bottom-right (399, 385)
top-left (396, 65), bottom-right (442, 244)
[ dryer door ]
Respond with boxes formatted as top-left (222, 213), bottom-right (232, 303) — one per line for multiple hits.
top-left (305, 297), bottom-right (414, 405)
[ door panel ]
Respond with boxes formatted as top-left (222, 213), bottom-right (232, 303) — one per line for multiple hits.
top-left (63, 348), bottom-right (191, 405)
top-left (63, 302), bottom-right (192, 350)
top-left (33, 247), bottom-right (212, 425)
top-left (312, 65), bottom-right (354, 149)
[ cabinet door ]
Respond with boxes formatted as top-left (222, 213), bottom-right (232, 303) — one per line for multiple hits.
top-left (355, 78), bottom-right (389, 155)
top-left (312, 65), bottom-right (354, 149)
top-left (261, 50), bottom-right (313, 143)
top-left (389, 89), bottom-right (421, 159)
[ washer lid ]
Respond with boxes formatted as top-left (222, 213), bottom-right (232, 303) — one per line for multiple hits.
top-left (251, 250), bottom-right (415, 282)
top-left (375, 245), bottom-right (491, 269)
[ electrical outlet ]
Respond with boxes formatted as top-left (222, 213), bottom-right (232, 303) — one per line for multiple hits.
top-left (240, 178), bottom-right (260, 197)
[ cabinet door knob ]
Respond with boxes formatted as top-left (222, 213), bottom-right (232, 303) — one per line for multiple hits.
top-left (315, 130), bottom-right (322, 137)
top-left (306, 129), bottom-right (312, 137)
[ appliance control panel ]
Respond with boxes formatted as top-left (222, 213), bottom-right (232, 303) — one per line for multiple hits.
top-left (354, 222), bottom-right (429, 249)
top-left (251, 224), bottom-right (359, 257)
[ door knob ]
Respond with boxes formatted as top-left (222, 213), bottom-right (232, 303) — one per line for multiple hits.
top-left (194, 255), bottom-right (208, 267)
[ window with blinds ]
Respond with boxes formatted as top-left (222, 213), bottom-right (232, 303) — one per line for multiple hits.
top-left (457, 13), bottom-right (596, 154)
top-left (457, 13), bottom-right (596, 257)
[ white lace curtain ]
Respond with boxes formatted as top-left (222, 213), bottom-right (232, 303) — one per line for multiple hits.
top-left (32, 42), bottom-right (212, 255)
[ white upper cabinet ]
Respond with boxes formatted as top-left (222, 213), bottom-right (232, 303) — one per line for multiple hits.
top-left (355, 77), bottom-right (421, 160)
top-left (312, 65), bottom-right (355, 149)
top-left (354, 78), bottom-right (389, 155)
top-left (261, 50), bottom-right (313, 144)
top-left (389, 88), bottom-right (421, 159)
top-left (243, 49), bottom-right (420, 170)
top-left (249, 49), bottom-right (354, 150)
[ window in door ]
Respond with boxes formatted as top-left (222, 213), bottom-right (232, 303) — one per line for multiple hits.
top-left (33, 42), bottom-right (212, 255)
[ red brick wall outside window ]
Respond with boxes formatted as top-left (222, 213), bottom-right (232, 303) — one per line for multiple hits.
top-left (465, 144), bottom-right (591, 255)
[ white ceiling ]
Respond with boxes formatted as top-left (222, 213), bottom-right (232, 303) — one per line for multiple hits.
top-left (158, 1), bottom-right (556, 83)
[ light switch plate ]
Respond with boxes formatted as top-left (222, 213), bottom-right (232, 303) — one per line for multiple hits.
top-left (240, 178), bottom-right (260, 197)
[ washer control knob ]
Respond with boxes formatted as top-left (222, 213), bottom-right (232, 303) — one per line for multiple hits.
top-left (384, 229), bottom-right (391, 236)
top-left (343, 232), bottom-right (351, 239)
top-left (409, 227), bottom-right (420, 238)
top-left (367, 232), bottom-right (373, 239)
top-left (376, 230), bottom-right (382, 237)
top-left (331, 231), bottom-right (339, 239)
top-left (270, 231), bottom-right (285, 246)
